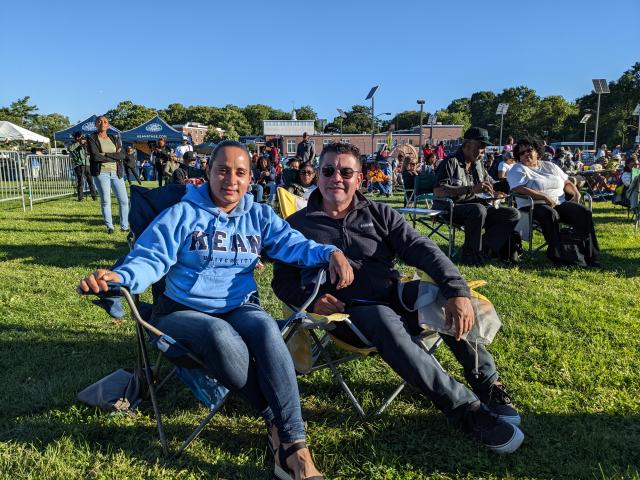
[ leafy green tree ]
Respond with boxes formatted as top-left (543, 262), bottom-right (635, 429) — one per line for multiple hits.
top-left (495, 86), bottom-right (540, 141)
top-left (438, 97), bottom-right (472, 131)
top-left (388, 110), bottom-right (429, 131)
top-left (105, 101), bottom-right (156, 131)
top-left (0, 96), bottom-right (39, 127)
top-left (469, 91), bottom-right (497, 134)
top-left (331, 105), bottom-right (377, 134)
top-left (532, 96), bottom-right (578, 142)
top-left (161, 103), bottom-right (188, 125)
top-left (204, 126), bottom-right (224, 143)
top-left (243, 104), bottom-right (289, 135)
top-left (31, 113), bottom-right (70, 139)
top-left (294, 105), bottom-right (317, 120)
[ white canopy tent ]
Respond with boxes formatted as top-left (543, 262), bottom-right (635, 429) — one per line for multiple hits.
top-left (0, 121), bottom-right (50, 143)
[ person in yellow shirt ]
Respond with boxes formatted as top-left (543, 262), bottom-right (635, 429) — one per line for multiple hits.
top-left (367, 162), bottom-right (390, 196)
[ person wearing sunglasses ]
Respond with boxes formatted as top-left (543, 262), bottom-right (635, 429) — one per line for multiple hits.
top-left (508, 138), bottom-right (600, 267)
top-left (433, 127), bottom-right (521, 266)
top-left (287, 161), bottom-right (317, 201)
top-left (272, 142), bottom-right (524, 454)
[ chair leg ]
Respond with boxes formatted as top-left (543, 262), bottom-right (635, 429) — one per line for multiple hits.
top-left (173, 391), bottom-right (230, 458)
top-left (136, 322), bottom-right (169, 456)
top-left (308, 330), bottom-right (366, 418)
top-left (374, 381), bottom-right (407, 416)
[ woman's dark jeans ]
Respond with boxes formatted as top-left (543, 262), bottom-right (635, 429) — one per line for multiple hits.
top-left (153, 302), bottom-right (305, 443)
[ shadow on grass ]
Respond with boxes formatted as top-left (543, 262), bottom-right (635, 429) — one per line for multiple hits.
top-left (15, 212), bottom-right (106, 227)
top-left (0, 242), bottom-right (128, 267)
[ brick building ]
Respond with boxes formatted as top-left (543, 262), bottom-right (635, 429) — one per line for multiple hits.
top-left (263, 120), bottom-right (463, 156)
top-left (172, 122), bottom-right (221, 145)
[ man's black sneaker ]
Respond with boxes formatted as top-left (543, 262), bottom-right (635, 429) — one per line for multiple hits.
top-left (458, 250), bottom-right (486, 267)
top-left (476, 381), bottom-right (521, 426)
top-left (107, 228), bottom-right (114, 234)
top-left (454, 402), bottom-right (524, 454)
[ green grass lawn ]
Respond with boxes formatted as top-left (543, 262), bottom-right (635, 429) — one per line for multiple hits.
top-left (0, 186), bottom-right (639, 479)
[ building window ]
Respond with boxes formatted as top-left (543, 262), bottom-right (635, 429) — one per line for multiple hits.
top-left (376, 139), bottom-right (387, 151)
top-left (408, 139), bottom-right (414, 145)
top-left (341, 138), bottom-right (351, 144)
top-left (323, 139), bottom-right (332, 146)
top-left (287, 140), bottom-right (297, 154)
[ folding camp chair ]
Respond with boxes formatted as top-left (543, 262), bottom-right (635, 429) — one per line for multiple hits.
top-left (274, 188), bottom-right (445, 417)
top-left (87, 185), bottom-right (327, 458)
top-left (510, 192), bottom-right (593, 255)
top-left (397, 174), bottom-right (457, 257)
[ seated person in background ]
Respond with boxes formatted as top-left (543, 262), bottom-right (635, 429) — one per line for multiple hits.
top-left (171, 150), bottom-right (196, 185)
top-left (613, 156), bottom-right (637, 206)
top-left (507, 138), bottom-right (600, 267)
top-left (401, 156), bottom-right (419, 202)
top-left (78, 141), bottom-right (354, 480)
top-left (422, 152), bottom-right (438, 175)
top-left (272, 142), bottom-right (524, 454)
top-left (287, 161), bottom-right (317, 201)
top-left (367, 161), bottom-right (390, 197)
top-left (433, 128), bottom-right (521, 266)
top-left (254, 155), bottom-right (277, 205)
top-left (495, 151), bottom-right (516, 193)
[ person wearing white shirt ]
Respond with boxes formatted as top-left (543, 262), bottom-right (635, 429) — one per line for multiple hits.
top-left (497, 151), bottom-right (516, 179)
top-left (175, 138), bottom-right (193, 159)
top-left (507, 138), bottom-right (599, 266)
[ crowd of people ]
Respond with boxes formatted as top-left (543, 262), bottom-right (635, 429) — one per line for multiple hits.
top-left (75, 117), bottom-right (637, 478)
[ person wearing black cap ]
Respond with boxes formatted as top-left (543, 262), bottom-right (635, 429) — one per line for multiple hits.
top-left (433, 127), bottom-right (521, 266)
top-left (171, 150), bottom-right (196, 184)
top-left (68, 131), bottom-right (97, 201)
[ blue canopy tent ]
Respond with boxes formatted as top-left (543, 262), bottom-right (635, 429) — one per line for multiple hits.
top-left (54, 115), bottom-right (121, 142)
top-left (120, 115), bottom-right (184, 143)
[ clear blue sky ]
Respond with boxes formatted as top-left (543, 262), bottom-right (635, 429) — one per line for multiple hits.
top-left (1, 0), bottom-right (638, 124)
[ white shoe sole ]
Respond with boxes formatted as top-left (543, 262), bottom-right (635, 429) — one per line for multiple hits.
top-left (497, 413), bottom-right (521, 426)
top-left (490, 425), bottom-right (525, 454)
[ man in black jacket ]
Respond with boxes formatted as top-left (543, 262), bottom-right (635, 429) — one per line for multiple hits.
top-left (152, 136), bottom-right (172, 187)
top-left (272, 142), bottom-right (523, 454)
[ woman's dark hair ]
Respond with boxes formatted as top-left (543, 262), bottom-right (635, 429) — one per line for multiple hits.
top-left (513, 138), bottom-right (545, 162)
top-left (256, 155), bottom-right (270, 170)
top-left (298, 161), bottom-right (316, 185)
top-left (624, 155), bottom-right (637, 172)
top-left (425, 152), bottom-right (437, 164)
top-left (210, 140), bottom-right (251, 166)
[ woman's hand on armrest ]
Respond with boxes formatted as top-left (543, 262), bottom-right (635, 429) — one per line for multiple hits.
top-left (77, 269), bottom-right (122, 294)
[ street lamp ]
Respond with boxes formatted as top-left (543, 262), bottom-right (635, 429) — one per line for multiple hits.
top-left (633, 104), bottom-right (640, 146)
top-left (428, 112), bottom-right (438, 146)
top-left (365, 85), bottom-right (379, 155)
top-left (496, 103), bottom-right (509, 147)
top-left (592, 79), bottom-right (610, 150)
top-left (579, 112), bottom-right (592, 145)
top-left (417, 100), bottom-right (425, 160)
top-left (337, 108), bottom-right (347, 135)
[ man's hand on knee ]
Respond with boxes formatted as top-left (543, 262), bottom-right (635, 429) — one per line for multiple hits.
top-left (444, 296), bottom-right (475, 341)
top-left (312, 294), bottom-right (345, 316)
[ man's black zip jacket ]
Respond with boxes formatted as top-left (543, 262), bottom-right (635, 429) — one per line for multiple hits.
top-left (272, 189), bottom-right (470, 308)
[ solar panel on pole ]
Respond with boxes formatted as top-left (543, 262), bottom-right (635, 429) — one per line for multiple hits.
top-left (365, 86), bottom-right (379, 155)
top-left (579, 114), bottom-right (592, 124)
top-left (592, 79), bottom-right (610, 94)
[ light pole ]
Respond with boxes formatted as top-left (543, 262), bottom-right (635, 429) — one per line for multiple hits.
top-left (579, 112), bottom-right (592, 145)
top-left (365, 85), bottom-right (379, 156)
top-left (337, 108), bottom-right (347, 135)
top-left (633, 104), bottom-right (640, 146)
top-left (496, 103), bottom-right (509, 147)
top-left (374, 112), bottom-right (391, 152)
top-left (417, 100), bottom-right (425, 161)
top-left (428, 112), bottom-right (437, 146)
top-left (592, 79), bottom-right (610, 151)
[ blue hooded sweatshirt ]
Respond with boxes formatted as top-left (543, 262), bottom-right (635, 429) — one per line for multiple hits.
top-left (114, 183), bottom-right (337, 313)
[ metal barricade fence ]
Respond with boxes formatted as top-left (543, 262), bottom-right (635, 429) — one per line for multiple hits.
top-left (0, 151), bottom-right (90, 211)
top-left (0, 151), bottom-right (27, 210)
top-left (24, 154), bottom-right (77, 209)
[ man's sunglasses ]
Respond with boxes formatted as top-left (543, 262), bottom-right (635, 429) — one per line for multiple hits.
top-left (321, 165), bottom-right (360, 179)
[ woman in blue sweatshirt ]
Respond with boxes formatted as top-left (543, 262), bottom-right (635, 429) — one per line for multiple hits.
top-left (79, 141), bottom-right (352, 480)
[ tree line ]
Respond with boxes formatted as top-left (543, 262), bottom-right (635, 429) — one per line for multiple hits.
top-left (1, 62), bottom-right (638, 147)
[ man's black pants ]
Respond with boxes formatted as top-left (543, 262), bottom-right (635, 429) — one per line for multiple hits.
top-left (155, 163), bottom-right (164, 187)
top-left (451, 202), bottom-right (520, 255)
top-left (74, 165), bottom-right (96, 200)
top-left (331, 280), bottom-right (498, 416)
